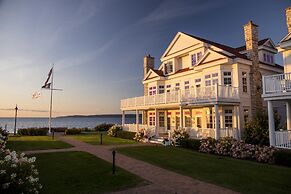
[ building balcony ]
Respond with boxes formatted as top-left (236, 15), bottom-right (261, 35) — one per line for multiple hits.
top-left (262, 73), bottom-right (291, 99)
top-left (121, 85), bottom-right (240, 110)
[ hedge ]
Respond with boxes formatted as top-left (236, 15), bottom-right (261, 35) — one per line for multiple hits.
top-left (65, 129), bottom-right (82, 135)
top-left (180, 139), bottom-right (201, 151)
top-left (51, 127), bottom-right (68, 132)
top-left (273, 149), bottom-right (291, 167)
top-left (95, 123), bottom-right (114, 131)
top-left (17, 128), bottom-right (48, 136)
top-left (116, 131), bottom-right (136, 140)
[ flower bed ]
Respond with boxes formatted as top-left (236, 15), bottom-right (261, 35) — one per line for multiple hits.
top-left (199, 137), bottom-right (275, 164)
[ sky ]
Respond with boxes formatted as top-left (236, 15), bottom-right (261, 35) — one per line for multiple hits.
top-left (0, 0), bottom-right (289, 117)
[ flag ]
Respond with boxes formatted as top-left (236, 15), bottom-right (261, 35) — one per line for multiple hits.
top-left (32, 91), bottom-right (41, 99)
top-left (42, 68), bottom-right (53, 89)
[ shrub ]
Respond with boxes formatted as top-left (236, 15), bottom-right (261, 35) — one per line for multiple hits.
top-left (243, 112), bottom-right (280, 146)
top-left (95, 123), bottom-right (114, 132)
top-left (172, 128), bottom-right (189, 145)
top-left (107, 125), bottom-right (122, 137)
top-left (17, 128), bottom-right (48, 136)
top-left (215, 137), bottom-right (236, 156)
top-left (133, 130), bottom-right (144, 142)
top-left (273, 149), bottom-right (291, 167)
top-left (0, 150), bottom-right (42, 194)
top-left (180, 139), bottom-right (201, 151)
top-left (0, 128), bottom-right (8, 150)
top-left (51, 127), bottom-right (68, 132)
top-left (116, 131), bottom-right (136, 140)
top-left (65, 129), bottom-right (82, 135)
top-left (199, 137), bottom-right (217, 154)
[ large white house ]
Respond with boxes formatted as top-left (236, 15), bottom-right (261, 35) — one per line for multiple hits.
top-left (263, 7), bottom-right (291, 149)
top-left (121, 19), bottom-right (284, 141)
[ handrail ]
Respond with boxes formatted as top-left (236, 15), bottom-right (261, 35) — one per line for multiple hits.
top-left (121, 84), bottom-right (239, 109)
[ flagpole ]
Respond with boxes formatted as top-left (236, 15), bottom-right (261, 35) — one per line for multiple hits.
top-left (49, 65), bottom-right (54, 133)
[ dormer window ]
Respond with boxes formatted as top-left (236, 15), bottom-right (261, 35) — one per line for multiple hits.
top-left (191, 52), bottom-right (203, 66)
top-left (165, 61), bottom-right (173, 74)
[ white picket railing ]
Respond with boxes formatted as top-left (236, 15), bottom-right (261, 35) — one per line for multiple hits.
top-left (275, 130), bottom-right (291, 149)
top-left (121, 85), bottom-right (239, 109)
top-left (263, 73), bottom-right (291, 94)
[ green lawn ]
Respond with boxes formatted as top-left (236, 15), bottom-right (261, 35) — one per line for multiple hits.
top-left (7, 135), bottom-right (72, 151)
top-left (117, 146), bottom-right (291, 194)
top-left (69, 133), bottom-right (137, 145)
top-left (35, 151), bottom-right (145, 194)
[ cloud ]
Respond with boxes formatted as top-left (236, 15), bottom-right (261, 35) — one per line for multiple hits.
top-left (141, 0), bottom-right (221, 23)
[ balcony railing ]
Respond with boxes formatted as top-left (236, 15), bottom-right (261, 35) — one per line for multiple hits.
top-left (121, 85), bottom-right (239, 109)
top-left (263, 73), bottom-right (291, 95)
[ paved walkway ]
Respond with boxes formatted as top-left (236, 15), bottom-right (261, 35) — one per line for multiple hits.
top-left (25, 134), bottom-right (238, 194)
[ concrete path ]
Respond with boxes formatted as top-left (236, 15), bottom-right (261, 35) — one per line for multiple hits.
top-left (48, 134), bottom-right (238, 194)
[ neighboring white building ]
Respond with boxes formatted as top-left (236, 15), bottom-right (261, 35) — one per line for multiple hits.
top-left (121, 20), bottom-right (283, 141)
top-left (263, 7), bottom-right (291, 149)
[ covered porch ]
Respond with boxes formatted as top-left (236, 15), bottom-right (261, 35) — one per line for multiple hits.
top-left (121, 103), bottom-right (241, 140)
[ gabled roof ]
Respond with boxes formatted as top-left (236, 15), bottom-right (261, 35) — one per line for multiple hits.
top-left (144, 69), bottom-right (164, 81)
top-left (235, 38), bottom-right (270, 52)
top-left (279, 32), bottom-right (291, 44)
top-left (181, 32), bottom-right (249, 60)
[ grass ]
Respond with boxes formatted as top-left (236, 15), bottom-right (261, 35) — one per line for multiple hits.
top-left (117, 146), bottom-right (291, 194)
top-left (69, 133), bottom-right (137, 145)
top-left (34, 151), bottom-right (145, 194)
top-left (7, 135), bottom-right (72, 151)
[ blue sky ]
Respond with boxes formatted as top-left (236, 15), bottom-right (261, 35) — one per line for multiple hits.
top-left (0, 0), bottom-right (289, 117)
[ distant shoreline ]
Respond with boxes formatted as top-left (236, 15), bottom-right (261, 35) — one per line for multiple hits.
top-left (0, 114), bottom-right (138, 119)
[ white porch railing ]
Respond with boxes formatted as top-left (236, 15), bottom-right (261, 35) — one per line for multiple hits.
top-left (275, 130), bottom-right (291, 149)
top-left (263, 73), bottom-right (291, 94)
top-left (121, 85), bottom-right (239, 109)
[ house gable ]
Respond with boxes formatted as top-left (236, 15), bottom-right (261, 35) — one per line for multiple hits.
top-left (161, 32), bottom-right (203, 60)
top-left (144, 69), bottom-right (163, 81)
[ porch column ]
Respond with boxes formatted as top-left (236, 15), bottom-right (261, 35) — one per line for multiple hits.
top-left (179, 106), bottom-right (183, 128)
top-left (268, 101), bottom-right (275, 146)
top-left (136, 110), bottom-right (139, 131)
top-left (235, 106), bottom-right (240, 140)
top-left (287, 101), bottom-right (291, 130)
top-left (214, 104), bottom-right (220, 140)
top-left (165, 110), bottom-right (168, 131)
top-left (122, 111), bottom-right (125, 127)
top-left (155, 109), bottom-right (158, 137)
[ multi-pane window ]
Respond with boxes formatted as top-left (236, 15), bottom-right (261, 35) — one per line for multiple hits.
top-left (270, 56), bottom-right (274, 63)
top-left (149, 86), bottom-right (157, 96)
top-left (185, 116), bottom-right (191, 127)
top-left (195, 78), bottom-right (201, 83)
top-left (223, 72), bottom-right (232, 86)
top-left (242, 72), bottom-right (247, 93)
top-left (263, 53), bottom-right (274, 64)
top-left (212, 73), bottom-right (218, 77)
top-left (191, 54), bottom-right (197, 66)
top-left (263, 53), bottom-right (267, 62)
top-left (166, 84), bottom-right (171, 93)
top-left (205, 74), bottom-right (211, 87)
top-left (191, 52), bottom-right (203, 66)
top-left (159, 112), bottom-right (165, 127)
top-left (197, 52), bottom-right (202, 61)
top-left (244, 108), bottom-right (249, 124)
top-left (184, 81), bottom-right (190, 90)
top-left (205, 80), bottom-right (211, 86)
top-left (196, 117), bottom-right (202, 128)
top-left (149, 112), bottom-right (156, 126)
top-left (165, 61), bottom-right (173, 74)
top-left (175, 114), bottom-right (180, 128)
top-left (206, 109), bottom-right (213, 128)
top-left (159, 86), bottom-right (165, 94)
top-left (212, 79), bottom-right (218, 85)
top-left (224, 109), bottom-right (233, 128)
top-left (175, 83), bottom-right (180, 91)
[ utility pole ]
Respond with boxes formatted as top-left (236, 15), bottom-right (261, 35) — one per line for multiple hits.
top-left (14, 105), bottom-right (18, 135)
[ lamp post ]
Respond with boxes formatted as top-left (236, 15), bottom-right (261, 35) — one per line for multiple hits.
top-left (14, 105), bottom-right (18, 135)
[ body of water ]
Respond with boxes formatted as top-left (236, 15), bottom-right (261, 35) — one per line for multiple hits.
top-left (0, 116), bottom-right (137, 133)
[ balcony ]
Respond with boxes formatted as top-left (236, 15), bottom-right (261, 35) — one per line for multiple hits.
top-left (121, 85), bottom-right (239, 110)
top-left (262, 73), bottom-right (291, 98)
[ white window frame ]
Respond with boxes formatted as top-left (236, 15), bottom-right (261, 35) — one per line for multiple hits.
top-left (223, 71), bottom-right (232, 86)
